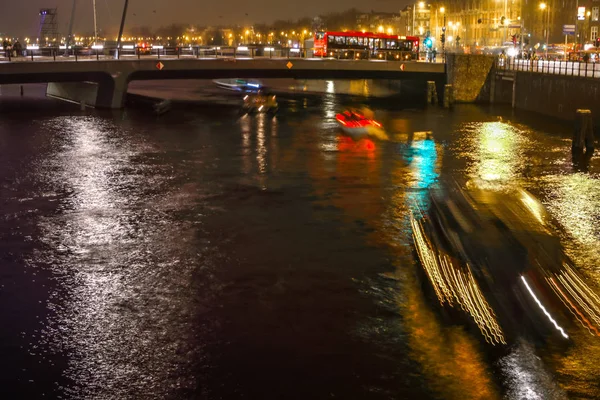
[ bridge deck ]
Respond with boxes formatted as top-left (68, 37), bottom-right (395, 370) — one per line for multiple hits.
top-left (0, 57), bottom-right (445, 85)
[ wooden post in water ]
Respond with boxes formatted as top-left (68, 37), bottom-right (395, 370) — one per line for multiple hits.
top-left (443, 84), bottom-right (454, 108)
top-left (572, 109), bottom-right (595, 169)
top-left (426, 81), bottom-right (437, 105)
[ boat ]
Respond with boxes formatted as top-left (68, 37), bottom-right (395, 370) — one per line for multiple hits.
top-left (335, 110), bottom-right (385, 139)
top-left (213, 78), bottom-right (263, 92)
top-left (242, 92), bottom-right (278, 113)
top-left (153, 99), bottom-right (172, 115)
top-left (412, 184), bottom-right (600, 345)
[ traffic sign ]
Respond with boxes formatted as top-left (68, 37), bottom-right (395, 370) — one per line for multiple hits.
top-left (563, 24), bottom-right (576, 35)
top-left (156, 61), bottom-right (164, 70)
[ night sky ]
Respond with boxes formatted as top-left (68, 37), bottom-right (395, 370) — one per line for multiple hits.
top-left (2, 0), bottom-right (404, 37)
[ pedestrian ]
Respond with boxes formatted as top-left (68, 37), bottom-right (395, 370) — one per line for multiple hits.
top-left (13, 40), bottom-right (22, 57)
top-left (2, 39), bottom-right (8, 57)
top-left (583, 52), bottom-right (590, 63)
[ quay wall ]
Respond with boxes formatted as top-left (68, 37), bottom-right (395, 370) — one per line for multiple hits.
top-left (493, 72), bottom-right (600, 123)
top-left (447, 53), bottom-right (600, 123)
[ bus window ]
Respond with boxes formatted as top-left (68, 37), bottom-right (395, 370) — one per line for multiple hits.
top-left (348, 36), bottom-right (358, 46)
top-left (316, 32), bottom-right (324, 40)
top-left (328, 35), bottom-right (336, 44)
top-left (336, 36), bottom-right (346, 45)
top-left (358, 37), bottom-right (364, 46)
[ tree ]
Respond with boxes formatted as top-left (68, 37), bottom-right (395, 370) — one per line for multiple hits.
top-left (155, 23), bottom-right (187, 39)
top-left (205, 28), bottom-right (225, 45)
top-left (129, 25), bottom-right (153, 38)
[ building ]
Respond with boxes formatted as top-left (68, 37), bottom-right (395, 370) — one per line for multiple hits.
top-left (575, 1), bottom-right (600, 46)
top-left (399, 6), bottom-right (413, 36)
top-left (520, 0), bottom-right (578, 48)
top-left (419, 0), bottom-right (581, 51)
top-left (441, 0), bottom-right (521, 48)
top-left (400, 3), bottom-right (445, 50)
top-left (356, 12), bottom-right (401, 34)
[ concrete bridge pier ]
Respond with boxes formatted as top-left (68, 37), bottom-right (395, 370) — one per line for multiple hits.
top-left (97, 73), bottom-right (128, 108)
top-left (46, 73), bottom-right (128, 109)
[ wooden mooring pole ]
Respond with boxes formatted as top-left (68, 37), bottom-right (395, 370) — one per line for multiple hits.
top-left (426, 81), bottom-right (437, 105)
top-left (443, 84), bottom-right (454, 108)
top-left (572, 109), bottom-right (595, 170)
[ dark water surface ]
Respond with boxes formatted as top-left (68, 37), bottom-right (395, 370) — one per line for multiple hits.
top-left (2, 92), bottom-right (600, 400)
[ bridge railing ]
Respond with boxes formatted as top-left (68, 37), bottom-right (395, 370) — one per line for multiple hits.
top-left (496, 56), bottom-right (600, 78)
top-left (0, 46), bottom-right (421, 63)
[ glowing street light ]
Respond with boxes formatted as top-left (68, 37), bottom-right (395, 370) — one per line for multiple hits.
top-left (418, 1), bottom-right (425, 9)
top-left (378, 25), bottom-right (384, 33)
top-left (440, 6), bottom-right (445, 13)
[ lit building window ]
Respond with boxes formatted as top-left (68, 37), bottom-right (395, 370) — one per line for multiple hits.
top-left (593, 7), bottom-right (600, 21)
top-left (592, 26), bottom-right (599, 41)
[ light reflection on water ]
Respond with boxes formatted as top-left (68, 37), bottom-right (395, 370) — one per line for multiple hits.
top-left (34, 116), bottom-right (206, 398)
top-left (3, 99), bottom-right (600, 399)
top-left (544, 173), bottom-right (600, 273)
top-left (457, 121), bottom-right (530, 186)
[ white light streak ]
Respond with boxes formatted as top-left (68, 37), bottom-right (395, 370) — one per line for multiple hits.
top-left (521, 276), bottom-right (569, 339)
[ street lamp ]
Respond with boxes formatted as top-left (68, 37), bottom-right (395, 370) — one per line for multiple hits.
top-left (539, 2), bottom-right (549, 57)
top-left (436, 6), bottom-right (445, 51)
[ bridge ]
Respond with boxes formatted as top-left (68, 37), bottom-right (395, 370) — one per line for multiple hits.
top-left (0, 50), bottom-right (446, 108)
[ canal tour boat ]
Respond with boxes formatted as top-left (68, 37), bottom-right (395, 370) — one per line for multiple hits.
top-left (213, 78), bottom-right (263, 92)
top-left (335, 110), bottom-right (385, 138)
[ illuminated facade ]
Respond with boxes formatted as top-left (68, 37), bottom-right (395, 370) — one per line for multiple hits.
top-left (414, 0), bottom-right (581, 49)
top-left (398, 4), bottom-right (435, 44)
top-left (576, 0), bottom-right (600, 45)
top-left (442, 0), bottom-right (523, 47)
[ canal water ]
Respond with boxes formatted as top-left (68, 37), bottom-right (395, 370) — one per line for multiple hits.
top-left (1, 86), bottom-right (600, 399)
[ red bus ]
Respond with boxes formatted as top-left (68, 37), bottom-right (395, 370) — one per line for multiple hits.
top-left (314, 31), bottom-right (419, 60)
